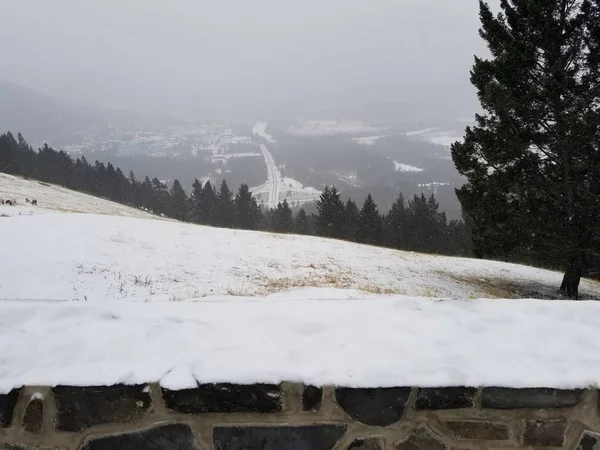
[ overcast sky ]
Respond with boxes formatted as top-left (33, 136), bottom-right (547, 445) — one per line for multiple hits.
top-left (0, 0), bottom-right (496, 119)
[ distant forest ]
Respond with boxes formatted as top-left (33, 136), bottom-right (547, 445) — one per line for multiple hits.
top-left (0, 131), bottom-right (472, 256)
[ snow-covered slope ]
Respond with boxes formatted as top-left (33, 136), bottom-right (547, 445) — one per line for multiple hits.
top-left (2, 175), bottom-right (600, 393)
top-left (0, 172), bottom-right (157, 219)
top-left (1, 211), bottom-right (599, 302)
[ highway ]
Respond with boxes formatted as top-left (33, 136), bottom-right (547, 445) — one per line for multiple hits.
top-left (252, 122), bottom-right (320, 209)
top-left (259, 144), bottom-right (281, 209)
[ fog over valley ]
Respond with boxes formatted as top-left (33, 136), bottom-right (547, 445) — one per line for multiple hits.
top-left (0, 0), bottom-right (500, 219)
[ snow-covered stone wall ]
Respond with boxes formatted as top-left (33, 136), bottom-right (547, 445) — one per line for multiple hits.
top-left (0, 383), bottom-right (599, 449)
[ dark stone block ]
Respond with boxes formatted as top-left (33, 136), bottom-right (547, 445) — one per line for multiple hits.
top-left (0, 389), bottom-right (21, 428)
top-left (482, 387), bottom-right (583, 409)
top-left (162, 383), bottom-right (281, 414)
top-left (53, 385), bottom-right (152, 432)
top-left (302, 385), bottom-right (323, 411)
top-left (335, 387), bottom-right (411, 427)
top-left (347, 437), bottom-right (384, 450)
top-left (23, 397), bottom-right (44, 434)
top-left (522, 419), bottom-right (568, 447)
top-left (444, 421), bottom-right (509, 440)
top-left (213, 425), bottom-right (346, 450)
top-left (395, 427), bottom-right (448, 450)
top-left (0, 446), bottom-right (65, 450)
top-left (414, 387), bottom-right (476, 410)
top-left (80, 423), bottom-right (198, 450)
top-left (577, 431), bottom-right (600, 450)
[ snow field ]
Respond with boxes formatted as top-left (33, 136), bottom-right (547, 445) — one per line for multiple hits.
top-left (1, 212), bottom-right (599, 302)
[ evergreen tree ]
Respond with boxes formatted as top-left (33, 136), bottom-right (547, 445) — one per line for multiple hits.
top-left (343, 198), bottom-right (360, 241)
top-left (15, 133), bottom-right (36, 176)
top-left (92, 161), bottom-right (107, 195)
top-left (140, 176), bottom-right (154, 211)
top-left (113, 167), bottom-right (129, 203)
top-left (452, 0), bottom-right (600, 298)
top-left (151, 177), bottom-right (169, 215)
top-left (170, 179), bottom-right (189, 221)
top-left (294, 208), bottom-right (311, 234)
top-left (127, 171), bottom-right (139, 206)
top-left (385, 193), bottom-right (408, 249)
top-left (271, 200), bottom-right (294, 233)
top-left (356, 194), bottom-right (382, 245)
top-left (200, 181), bottom-right (217, 225)
top-left (190, 178), bottom-right (204, 223)
top-left (314, 186), bottom-right (345, 238)
top-left (279, 199), bottom-right (294, 233)
top-left (234, 183), bottom-right (261, 230)
top-left (0, 132), bottom-right (18, 174)
top-left (215, 180), bottom-right (234, 227)
top-left (446, 219), bottom-right (472, 256)
top-left (405, 193), bottom-right (447, 253)
top-left (258, 207), bottom-right (274, 231)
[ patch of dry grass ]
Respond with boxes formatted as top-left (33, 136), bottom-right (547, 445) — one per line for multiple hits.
top-left (226, 287), bottom-right (252, 297)
top-left (260, 272), bottom-right (354, 293)
top-left (438, 271), bottom-right (555, 299)
top-left (418, 287), bottom-right (445, 298)
top-left (357, 284), bottom-right (404, 295)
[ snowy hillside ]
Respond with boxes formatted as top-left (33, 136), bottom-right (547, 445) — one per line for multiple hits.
top-left (2, 176), bottom-right (600, 392)
top-left (1, 210), bottom-right (599, 302)
top-left (0, 172), bottom-right (157, 219)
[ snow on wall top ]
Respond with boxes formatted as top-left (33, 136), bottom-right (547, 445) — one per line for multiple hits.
top-left (1, 296), bottom-right (600, 392)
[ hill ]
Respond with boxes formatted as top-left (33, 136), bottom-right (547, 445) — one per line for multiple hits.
top-left (1, 173), bottom-right (599, 301)
top-left (0, 80), bottom-right (181, 146)
top-left (0, 172), bottom-right (158, 218)
top-left (1, 174), bottom-right (600, 392)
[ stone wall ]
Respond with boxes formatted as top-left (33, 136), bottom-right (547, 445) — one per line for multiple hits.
top-left (1, 384), bottom-right (599, 449)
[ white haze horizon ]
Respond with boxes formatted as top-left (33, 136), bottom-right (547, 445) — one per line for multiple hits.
top-left (0, 0), bottom-right (499, 119)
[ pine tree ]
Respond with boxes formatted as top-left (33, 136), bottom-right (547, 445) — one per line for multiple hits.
top-left (446, 219), bottom-right (472, 256)
top-left (405, 193), bottom-right (447, 253)
top-left (151, 177), bottom-right (169, 215)
top-left (127, 171), bottom-right (139, 206)
top-left (105, 163), bottom-right (119, 200)
top-left (15, 133), bottom-right (36, 176)
top-left (215, 180), bottom-right (234, 227)
top-left (294, 208), bottom-right (311, 234)
top-left (170, 179), bottom-right (189, 221)
top-left (190, 178), bottom-right (204, 223)
top-left (258, 207), bottom-right (274, 231)
top-left (235, 183), bottom-right (261, 230)
top-left (452, 0), bottom-right (600, 298)
top-left (0, 132), bottom-right (18, 174)
top-left (271, 200), bottom-right (294, 233)
top-left (140, 176), bottom-right (153, 211)
top-left (200, 181), bottom-right (217, 225)
top-left (343, 198), bottom-right (360, 241)
top-left (114, 167), bottom-right (129, 203)
top-left (279, 200), bottom-right (294, 232)
top-left (386, 193), bottom-right (408, 249)
top-left (314, 186), bottom-right (345, 238)
top-left (356, 194), bottom-right (382, 245)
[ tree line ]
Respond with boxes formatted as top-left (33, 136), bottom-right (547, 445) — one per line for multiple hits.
top-left (312, 186), bottom-right (470, 255)
top-left (0, 131), bottom-right (471, 256)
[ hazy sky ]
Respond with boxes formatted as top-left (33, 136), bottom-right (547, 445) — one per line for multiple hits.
top-left (0, 0), bottom-right (496, 118)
